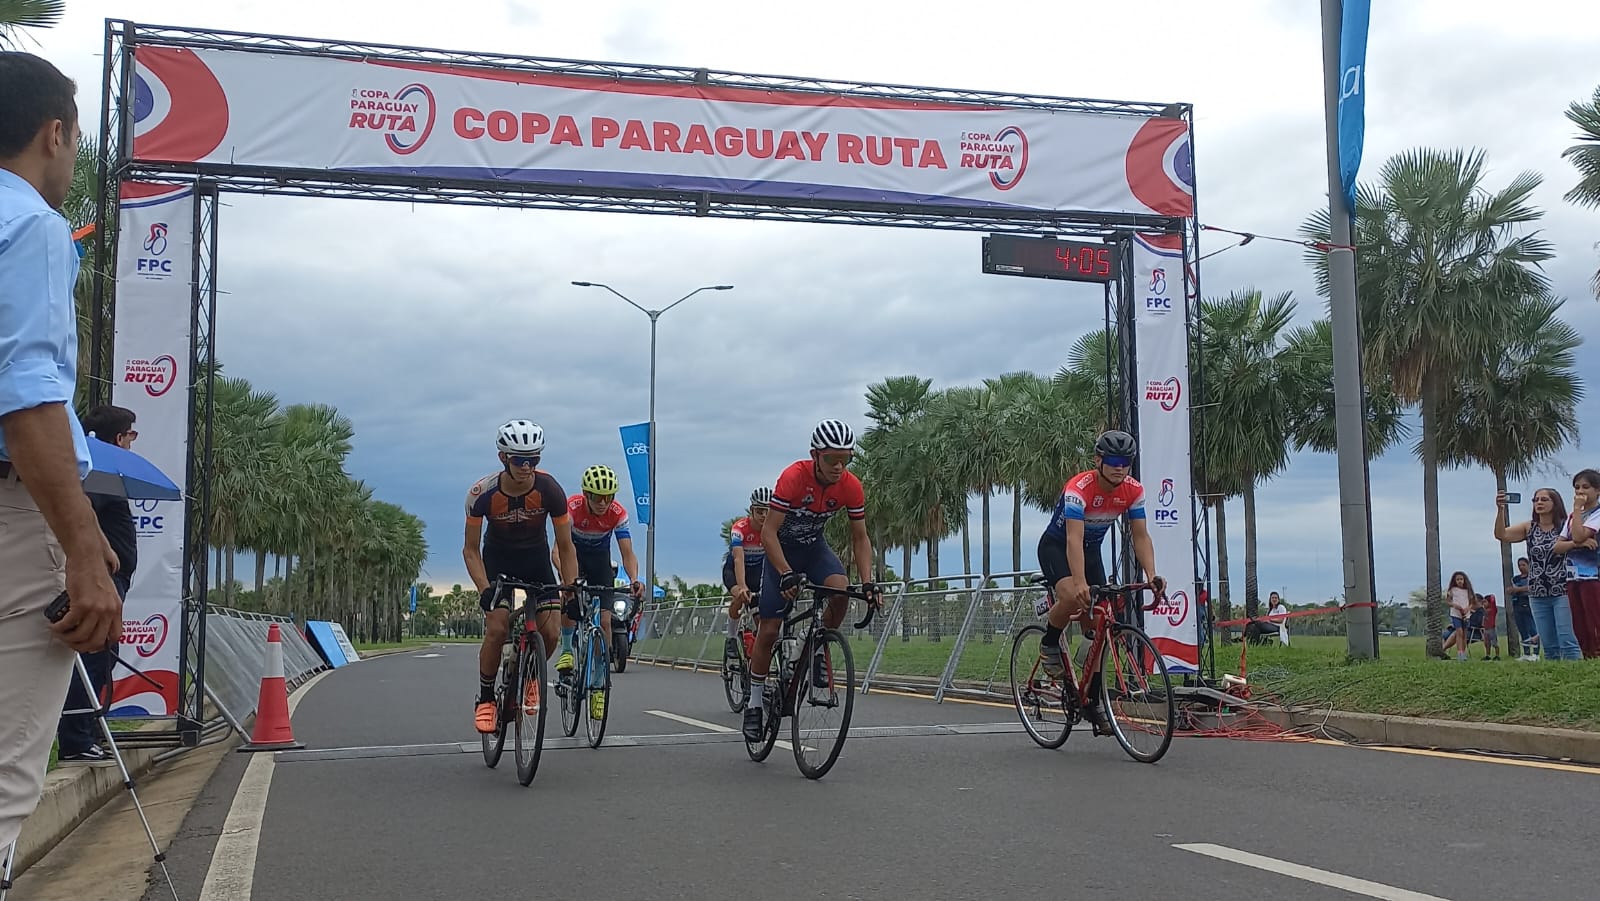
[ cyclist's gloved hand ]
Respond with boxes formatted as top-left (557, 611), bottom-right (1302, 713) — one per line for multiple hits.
top-left (630, 580), bottom-right (644, 600)
top-left (1150, 575), bottom-right (1167, 596)
top-left (479, 586), bottom-right (498, 610)
top-left (779, 570), bottom-right (804, 596)
top-left (861, 581), bottom-right (883, 607)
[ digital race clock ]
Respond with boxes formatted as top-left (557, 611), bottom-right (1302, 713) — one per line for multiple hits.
top-left (981, 234), bottom-right (1119, 284)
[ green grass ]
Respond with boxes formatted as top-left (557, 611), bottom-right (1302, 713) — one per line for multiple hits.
top-left (635, 629), bottom-right (1600, 732)
top-left (1228, 635), bottom-right (1600, 731)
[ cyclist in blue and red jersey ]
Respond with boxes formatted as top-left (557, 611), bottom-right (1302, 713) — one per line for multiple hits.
top-left (464, 420), bottom-right (578, 734)
top-left (721, 487), bottom-right (771, 662)
top-left (744, 419), bottom-right (882, 741)
top-left (552, 464), bottom-right (643, 717)
top-left (1036, 429), bottom-right (1164, 732)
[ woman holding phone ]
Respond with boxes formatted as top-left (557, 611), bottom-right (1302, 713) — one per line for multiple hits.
top-left (1496, 486), bottom-right (1581, 659)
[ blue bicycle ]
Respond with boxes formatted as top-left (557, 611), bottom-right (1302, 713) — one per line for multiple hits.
top-left (558, 581), bottom-right (613, 748)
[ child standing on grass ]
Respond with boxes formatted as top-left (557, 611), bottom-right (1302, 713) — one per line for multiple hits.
top-left (1443, 571), bottom-right (1475, 660)
top-left (1476, 593), bottom-right (1500, 660)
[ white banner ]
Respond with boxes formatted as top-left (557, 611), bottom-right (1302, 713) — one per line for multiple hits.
top-left (130, 45), bottom-right (1194, 218)
top-left (1132, 234), bottom-right (1198, 673)
top-left (108, 182), bottom-right (193, 716)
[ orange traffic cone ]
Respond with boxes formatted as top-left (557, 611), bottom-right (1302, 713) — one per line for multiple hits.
top-left (240, 623), bottom-right (305, 752)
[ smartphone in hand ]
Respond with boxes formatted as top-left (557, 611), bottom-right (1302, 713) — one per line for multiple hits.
top-left (1506, 491), bottom-right (1523, 505)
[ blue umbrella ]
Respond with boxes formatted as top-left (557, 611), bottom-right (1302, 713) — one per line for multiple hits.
top-left (83, 436), bottom-right (182, 500)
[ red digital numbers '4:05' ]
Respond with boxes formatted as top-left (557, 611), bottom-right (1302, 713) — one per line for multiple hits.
top-left (981, 235), bottom-right (1120, 284)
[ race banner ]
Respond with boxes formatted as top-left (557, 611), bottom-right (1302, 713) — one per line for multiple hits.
top-left (618, 422), bottom-right (651, 526)
top-left (108, 182), bottom-right (193, 716)
top-left (1132, 234), bottom-right (1198, 673)
top-left (130, 45), bottom-right (1193, 218)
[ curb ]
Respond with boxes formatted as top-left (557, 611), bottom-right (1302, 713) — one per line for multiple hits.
top-left (1255, 706), bottom-right (1600, 765)
top-left (12, 724), bottom-right (166, 875)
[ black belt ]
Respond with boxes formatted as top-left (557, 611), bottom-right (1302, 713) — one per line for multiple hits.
top-left (0, 461), bottom-right (15, 480)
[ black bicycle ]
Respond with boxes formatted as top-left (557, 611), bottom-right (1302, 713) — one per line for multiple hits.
top-left (480, 576), bottom-right (560, 786)
top-left (744, 577), bottom-right (878, 779)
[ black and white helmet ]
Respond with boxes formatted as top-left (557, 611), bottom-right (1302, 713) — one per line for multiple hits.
top-left (495, 419), bottom-right (545, 455)
top-left (810, 418), bottom-right (856, 451)
top-left (750, 487), bottom-right (772, 507)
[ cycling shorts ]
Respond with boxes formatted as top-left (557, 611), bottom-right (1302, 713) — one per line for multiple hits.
top-left (721, 555), bottom-right (764, 594)
top-left (757, 542), bottom-right (845, 620)
top-left (575, 550), bottom-right (618, 614)
top-left (480, 543), bottom-right (563, 614)
top-left (1037, 534), bottom-right (1107, 595)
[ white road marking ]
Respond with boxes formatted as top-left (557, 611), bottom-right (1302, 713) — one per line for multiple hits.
top-left (1174, 843), bottom-right (1451, 901)
top-left (644, 709), bottom-right (804, 751)
top-left (412, 653), bottom-right (444, 658)
top-left (199, 668), bottom-right (332, 901)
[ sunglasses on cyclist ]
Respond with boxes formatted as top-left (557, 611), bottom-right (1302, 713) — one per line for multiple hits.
top-left (585, 491), bottom-right (615, 503)
top-left (506, 454), bottom-right (541, 468)
top-left (817, 452), bottom-right (853, 467)
top-left (1100, 454), bottom-right (1132, 468)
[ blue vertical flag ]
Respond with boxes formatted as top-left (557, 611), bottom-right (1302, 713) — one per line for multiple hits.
top-left (409, 583), bottom-right (418, 613)
top-left (1337, 0), bottom-right (1370, 210)
top-left (618, 422), bottom-right (651, 526)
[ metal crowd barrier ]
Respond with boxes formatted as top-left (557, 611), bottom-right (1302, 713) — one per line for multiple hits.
top-left (201, 607), bottom-right (329, 733)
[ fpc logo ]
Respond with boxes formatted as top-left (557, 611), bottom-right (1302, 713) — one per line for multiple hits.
top-left (1158, 478), bottom-right (1175, 507)
top-left (1145, 267), bottom-right (1173, 314)
top-left (959, 126), bottom-right (1029, 191)
top-left (136, 222), bottom-right (172, 276)
top-left (348, 83), bottom-right (437, 155)
top-left (132, 499), bottom-right (166, 538)
top-left (1149, 268), bottom-right (1167, 295)
top-left (1144, 377), bottom-right (1182, 412)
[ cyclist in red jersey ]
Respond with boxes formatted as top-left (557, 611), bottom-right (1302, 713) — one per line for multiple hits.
top-left (721, 487), bottom-right (770, 662)
top-left (464, 420), bottom-right (578, 734)
top-left (1036, 429), bottom-right (1163, 733)
top-left (743, 419), bottom-right (882, 741)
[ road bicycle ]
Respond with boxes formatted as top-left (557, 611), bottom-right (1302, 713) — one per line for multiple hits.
top-left (1009, 577), bottom-right (1176, 763)
top-left (743, 577), bottom-right (878, 779)
top-left (721, 598), bottom-right (759, 713)
top-left (480, 576), bottom-right (557, 786)
top-left (558, 580), bottom-right (615, 748)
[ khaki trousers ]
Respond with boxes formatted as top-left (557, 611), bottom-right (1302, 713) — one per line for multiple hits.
top-left (0, 472), bottom-right (73, 852)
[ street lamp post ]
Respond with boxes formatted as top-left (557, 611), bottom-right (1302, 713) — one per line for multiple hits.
top-left (571, 281), bottom-right (733, 600)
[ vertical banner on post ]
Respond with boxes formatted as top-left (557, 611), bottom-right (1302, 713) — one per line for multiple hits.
top-left (108, 182), bottom-right (194, 715)
top-left (1337, 0), bottom-right (1371, 210)
top-left (618, 422), bottom-right (651, 525)
top-left (1132, 234), bottom-right (1199, 674)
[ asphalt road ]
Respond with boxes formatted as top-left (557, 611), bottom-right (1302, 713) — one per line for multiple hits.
top-left (145, 643), bottom-right (1600, 901)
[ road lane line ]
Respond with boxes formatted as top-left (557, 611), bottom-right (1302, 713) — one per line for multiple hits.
top-left (1174, 843), bottom-right (1450, 900)
top-left (644, 710), bottom-right (805, 751)
top-left (199, 668), bottom-right (332, 901)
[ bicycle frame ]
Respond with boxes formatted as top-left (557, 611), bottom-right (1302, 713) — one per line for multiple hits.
top-left (767, 580), bottom-right (877, 710)
top-left (1062, 582), bottom-right (1161, 707)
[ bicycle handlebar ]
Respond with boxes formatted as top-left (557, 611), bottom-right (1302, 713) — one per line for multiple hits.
top-left (1089, 581), bottom-right (1168, 612)
top-left (783, 576), bottom-right (882, 629)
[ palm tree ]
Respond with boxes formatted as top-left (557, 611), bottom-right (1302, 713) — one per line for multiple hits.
top-left (1303, 147), bottom-right (1554, 657)
top-left (985, 371), bottom-right (1047, 582)
top-left (1057, 327), bottom-right (1119, 431)
top-left (0, 0), bottom-right (64, 48)
top-left (1437, 292), bottom-right (1583, 654)
top-left (930, 385), bottom-right (1006, 579)
top-left (1563, 85), bottom-right (1600, 297)
top-left (1279, 319), bottom-right (1410, 458)
top-left (1199, 289), bottom-right (1299, 618)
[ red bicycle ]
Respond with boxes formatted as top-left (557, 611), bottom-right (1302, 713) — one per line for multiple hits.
top-left (1009, 578), bottom-right (1176, 763)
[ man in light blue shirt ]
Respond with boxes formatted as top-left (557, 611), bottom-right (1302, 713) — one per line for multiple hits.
top-left (0, 52), bottom-right (123, 855)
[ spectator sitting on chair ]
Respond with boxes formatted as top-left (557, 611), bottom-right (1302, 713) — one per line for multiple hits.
top-left (1243, 592), bottom-right (1286, 645)
top-left (55, 405), bottom-right (139, 763)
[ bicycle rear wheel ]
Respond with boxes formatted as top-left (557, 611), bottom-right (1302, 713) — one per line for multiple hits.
top-left (585, 628), bottom-right (611, 748)
top-left (513, 630), bottom-right (549, 785)
top-left (791, 628), bottom-right (854, 780)
top-left (723, 641), bottom-right (748, 713)
top-left (744, 652), bottom-right (781, 763)
top-left (481, 645), bottom-right (511, 768)
top-left (1101, 625), bottom-right (1175, 764)
top-left (560, 634), bottom-right (583, 738)
top-left (1009, 625), bottom-right (1072, 749)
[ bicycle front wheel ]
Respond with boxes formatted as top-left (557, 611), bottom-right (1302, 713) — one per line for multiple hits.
top-left (513, 630), bottom-right (549, 786)
top-left (791, 628), bottom-right (855, 780)
top-left (481, 647), bottom-right (511, 768)
top-left (1009, 625), bottom-right (1072, 749)
top-left (1102, 625), bottom-right (1175, 764)
top-left (560, 635), bottom-right (583, 738)
top-left (585, 628), bottom-right (611, 749)
top-left (723, 641), bottom-right (748, 713)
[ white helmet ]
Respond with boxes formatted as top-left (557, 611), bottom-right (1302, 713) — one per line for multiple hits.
top-left (810, 418), bottom-right (855, 451)
top-left (750, 487), bottom-right (772, 506)
top-left (495, 419), bottom-right (545, 455)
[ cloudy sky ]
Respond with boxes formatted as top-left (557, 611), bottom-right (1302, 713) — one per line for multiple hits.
top-left (30, 0), bottom-right (1600, 603)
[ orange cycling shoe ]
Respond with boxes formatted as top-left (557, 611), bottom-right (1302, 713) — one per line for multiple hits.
top-left (474, 699), bottom-right (498, 733)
